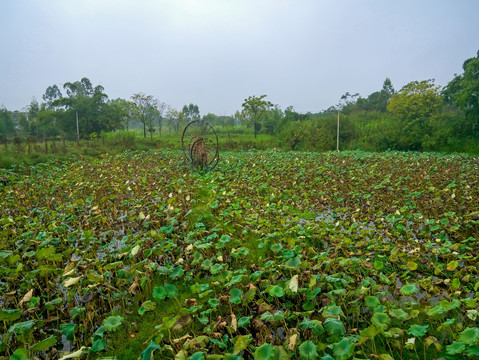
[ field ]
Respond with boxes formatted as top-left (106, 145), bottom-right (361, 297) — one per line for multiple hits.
top-left (1, 149), bottom-right (478, 360)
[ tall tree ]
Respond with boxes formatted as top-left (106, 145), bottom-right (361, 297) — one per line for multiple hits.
top-left (182, 104), bottom-right (200, 122)
top-left (157, 101), bottom-right (167, 135)
top-left (110, 99), bottom-right (134, 131)
top-left (443, 50), bottom-right (479, 134)
top-left (0, 106), bottom-right (15, 139)
top-left (241, 95), bottom-right (273, 138)
top-left (131, 93), bottom-right (158, 138)
top-left (52, 77), bottom-right (109, 141)
top-left (387, 79), bottom-right (442, 150)
top-left (355, 78), bottom-right (395, 112)
top-left (165, 106), bottom-right (186, 133)
top-left (42, 85), bottom-right (62, 107)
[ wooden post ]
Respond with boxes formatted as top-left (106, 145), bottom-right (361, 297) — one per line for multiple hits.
top-left (336, 110), bottom-right (340, 152)
top-left (76, 110), bottom-right (80, 143)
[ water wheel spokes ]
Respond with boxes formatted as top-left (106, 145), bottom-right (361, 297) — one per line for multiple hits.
top-left (181, 120), bottom-right (219, 170)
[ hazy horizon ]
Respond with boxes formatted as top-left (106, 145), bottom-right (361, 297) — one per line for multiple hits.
top-left (1, 0), bottom-right (478, 115)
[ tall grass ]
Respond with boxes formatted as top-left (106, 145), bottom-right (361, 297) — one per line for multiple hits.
top-left (0, 126), bottom-right (277, 169)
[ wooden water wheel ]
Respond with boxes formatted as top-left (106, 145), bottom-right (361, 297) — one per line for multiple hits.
top-left (181, 120), bottom-right (219, 170)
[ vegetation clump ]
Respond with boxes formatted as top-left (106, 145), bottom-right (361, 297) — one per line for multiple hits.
top-left (0, 149), bottom-right (478, 359)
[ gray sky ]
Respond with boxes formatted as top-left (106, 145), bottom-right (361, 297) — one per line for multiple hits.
top-left (1, 0), bottom-right (478, 115)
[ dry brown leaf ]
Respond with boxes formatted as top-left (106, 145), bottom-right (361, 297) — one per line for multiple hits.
top-left (19, 289), bottom-right (33, 307)
top-left (231, 313), bottom-right (237, 332)
top-left (128, 280), bottom-right (139, 295)
top-left (288, 334), bottom-right (298, 351)
top-left (172, 334), bottom-right (192, 344)
top-left (184, 298), bottom-right (197, 307)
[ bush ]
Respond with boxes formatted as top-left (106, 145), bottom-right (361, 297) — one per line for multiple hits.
top-left (105, 131), bottom-right (137, 148)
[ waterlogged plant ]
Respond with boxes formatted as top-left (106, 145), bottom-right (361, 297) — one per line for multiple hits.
top-left (0, 150), bottom-right (478, 359)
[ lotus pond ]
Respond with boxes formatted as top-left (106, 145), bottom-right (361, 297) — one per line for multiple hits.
top-left (0, 150), bottom-right (478, 360)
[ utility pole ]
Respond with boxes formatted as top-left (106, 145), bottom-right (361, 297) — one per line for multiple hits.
top-left (336, 110), bottom-right (340, 152)
top-left (76, 110), bottom-right (80, 143)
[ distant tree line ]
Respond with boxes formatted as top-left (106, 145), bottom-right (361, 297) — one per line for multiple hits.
top-left (0, 77), bottom-right (204, 145)
top-left (1, 50), bottom-right (478, 153)
top-left (254, 50), bottom-right (479, 153)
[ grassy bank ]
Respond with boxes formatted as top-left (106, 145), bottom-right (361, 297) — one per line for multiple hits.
top-left (0, 128), bottom-right (280, 169)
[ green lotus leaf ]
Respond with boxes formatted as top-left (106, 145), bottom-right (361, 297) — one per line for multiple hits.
top-left (31, 335), bottom-right (57, 351)
top-left (208, 298), bottom-right (220, 308)
top-left (373, 260), bottom-right (384, 270)
top-left (140, 340), bottom-right (161, 360)
top-left (237, 316), bottom-right (252, 328)
top-left (60, 323), bottom-right (77, 341)
top-left (210, 338), bottom-right (227, 349)
top-left (377, 355), bottom-right (394, 360)
top-left (365, 296), bottom-right (380, 310)
top-left (426, 303), bottom-right (446, 317)
top-left (233, 334), bottom-right (252, 355)
top-left (400, 284), bottom-right (419, 296)
top-left (10, 348), bottom-right (29, 360)
top-left (389, 308), bottom-right (409, 321)
top-left (458, 327), bottom-right (479, 345)
top-left (270, 243), bottom-right (283, 253)
top-left (371, 312), bottom-right (390, 331)
top-left (268, 284), bottom-right (285, 297)
top-left (9, 320), bottom-right (35, 335)
top-left (210, 263), bottom-right (224, 274)
top-left (93, 325), bottom-right (106, 340)
top-left (446, 341), bottom-right (465, 355)
top-left (226, 274), bottom-right (244, 287)
top-left (217, 235), bottom-right (231, 247)
top-left (466, 346), bottom-right (479, 357)
top-left (254, 343), bottom-right (276, 360)
top-left (333, 337), bottom-right (354, 360)
top-left (261, 311), bottom-right (285, 323)
top-left (283, 256), bottom-right (301, 269)
top-left (384, 327), bottom-right (404, 339)
top-left (438, 318), bottom-right (456, 331)
top-left (231, 247), bottom-right (249, 258)
top-left (152, 286), bottom-right (166, 300)
top-left (91, 338), bottom-right (106, 352)
top-left (452, 277), bottom-right (461, 290)
top-left (447, 299), bottom-right (461, 311)
top-left (164, 284), bottom-right (179, 298)
top-left (324, 318), bottom-right (346, 336)
top-left (407, 324), bottom-right (428, 337)
top-left (199, 283), bottom-right (210, 292)
top-left (319, 355), bottom-right (333, 360)
top-left (322, 304), bottom-right (344, 318)
top-left (102, 315), bottom-right (124, 332)
top-left (138, 300), bottom-right (156, 315)
top-left (170, 266), bottom-right (184, 280)
top-left (69, 306), bottom-right (85, 320)
top-left (379, 272), bottom-right (393, 285)
top-left (447, 260), bottom-right (459, 271)
top-left (0, 308), bottom-right (21, 322)
top-left (360, 326), bottom-right (379, 339)
top-left (175, 350), bottom-right (188, 360)
top-left (250, 270), bottom-right (264, 281)
top-left (229, 288), bottom-right (244, 304)
top-left (300, 317), bottom-right (324, 335)
top-left (299, 340), bottom-right (318, 360)
top-left (189, 352), bottom-right (205, 360)
top-left (45, 297), bottom-right (63, 310)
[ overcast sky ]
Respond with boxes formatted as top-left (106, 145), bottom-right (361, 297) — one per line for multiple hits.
top-left (1, 0), bottom-right (478, 115)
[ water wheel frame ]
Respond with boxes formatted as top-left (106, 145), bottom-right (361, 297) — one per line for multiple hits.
top-left (181, 120), bottom-right (219, 170)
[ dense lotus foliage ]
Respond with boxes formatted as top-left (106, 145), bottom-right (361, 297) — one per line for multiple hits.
top-left (0, 149), bottom-right (478, 359)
